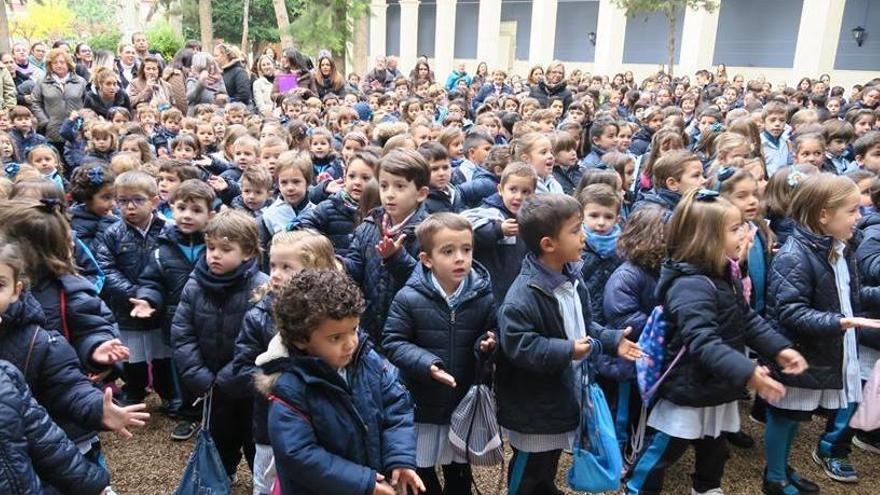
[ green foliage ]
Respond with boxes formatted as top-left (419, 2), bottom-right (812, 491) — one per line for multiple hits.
top-left (69, 0), bottom-right (116, 39)
top-left (146, 19), bottom-right (184, 60)
top-left (181, 0), bottom-right (297, 48)
top-left (87, 28), bottom-right (122, 53)
top-left (288, 0), bottom-right (369, 59)
top-left (611, 0), bottom-right (717, 15)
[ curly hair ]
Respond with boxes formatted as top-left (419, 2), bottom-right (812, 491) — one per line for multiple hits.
top-left (273, 269), bottom-right (365, 346)
top-left (616, 204), bottom-right (667, 273)
top-left (69, 164), bottom-right (116, 203)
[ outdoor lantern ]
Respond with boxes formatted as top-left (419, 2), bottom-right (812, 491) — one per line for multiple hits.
top-left (852, 26), bottom-right (866, 47)
top-left (588, 31), bottom-right (596, 46)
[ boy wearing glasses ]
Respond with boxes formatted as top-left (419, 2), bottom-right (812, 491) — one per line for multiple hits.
top-left (95, 171), bottom-right (172, 407)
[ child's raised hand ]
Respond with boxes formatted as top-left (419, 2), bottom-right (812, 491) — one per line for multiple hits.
top-left (747, 365), bottom-right (786, 403)
top-left (429, 364), bottom-right (456, 388)
top-left (375, 234), bottom-right (406, 259)
top-left (501, 219), bottom-right (518, 237)
top-left (617, 327), bottom-right (644, 361)
top-left (391, 468), bottom-right (426, 494)
top-left (776, 348), bottom-right (808, 375)
top-left (207, 175), bottom-right (228, 192)
top-left (479, 331), bottom-right (496, 353)
top-left (738, 224), bottom-right (757, 261)
top-left (129, 298), bottom-right (156, 318)
top-left (325, 178), bottom-right (344, 194)
top-left (841, 317), bottom-right (880, 330)
top-left (372, 478), bottom-right (395, 495)
top-left (101, 388), bottom-right (150, 438)
top-left (91, 339), bottom-right (130, 365)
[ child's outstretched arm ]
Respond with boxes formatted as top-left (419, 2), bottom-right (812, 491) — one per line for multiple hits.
top-left (499, 302), bottom-right (576, 373)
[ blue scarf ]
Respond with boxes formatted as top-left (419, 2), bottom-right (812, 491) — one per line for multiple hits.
top-left (583, 224), bottom-right (621, 258)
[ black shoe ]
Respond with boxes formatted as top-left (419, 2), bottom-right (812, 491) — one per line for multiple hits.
top-left (170, 420), bottom-right (199, 441)
top-left (727, 430), bottom-right (755, 449)
top-left (762, 478), bottom-right (799, 495)
top-left (787, 466), bottom-right (819, 494)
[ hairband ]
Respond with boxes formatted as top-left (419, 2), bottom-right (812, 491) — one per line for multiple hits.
top-left (4, 162), bottom-right (19, 179)
top-left (695, 189), bottom-right (720, 201)
top-left (787, 169), bottom-right (807, 188)
top-left (713, 166), bottom-right (737, 192)
top-left (709, 123), bottom-right (724, 133)
top-left (87, 166), bottom-right (104, 186)
top-left (38, 197), bottom-right (61, 212)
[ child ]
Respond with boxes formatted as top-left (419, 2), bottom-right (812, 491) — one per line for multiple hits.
top-left (69, 164), bottom-right (118, 251)
top-left (625, 188), bottom-right (803, 495)
top-left (451, 131), bottom-right (492, 185)
top-left (258, 135), bottom-right (288, 176)
top-left (259, 151), bottom-right (315, 256)
top-left (298, 149), bottom-right (378, 253)
top-left (420, 141), bottom-right (465, 214)
top-left (458, 141), bottom-right (503, 209)
top-left (156, 159), bottom-right (202, 220)
top-left (120, 134), bottom-right (154, 165)
top-left (847, 169), bottom-right (876, 216)
top-left (343, 148), bottom-right (430, 345)
top-left (853, 131), bottom-right (880, 173)
top-left (630, 106), bottom-right (663, 156)
top-left (309, 127), bottom-right (344, 183)
top-left (258, 269), bottom-right (424, 495)
top-left (438, 127), bottom-right (464, 169)
top-left (635, 149), bottom-right (705, 218)
top-left (602, 151), bottom-right (637, 218)
top-left (764, 174), bottom-right (880, 490)
top-left (27, 145), bottom-right (65, 190)
top-left (551, 130), bottom-right (583, 195)
top-left (515, 132), bottom-right (562, 194)
top-left (94, 171), bottom-right (170, 406)
top-left (9, 105), bottom-right (46, 161)
top-left (85, 121), bottom-right (118, 163)
top-left (578, 184), bottom-right (623, 324)
top-left (761, 102), bottom-right (793, 175)
top-left (581, 119), bottom-right (619, 169)
top-left (764, 164), bottom-right (821, 247)
top-left (794, 133), bottom-right (834, 173)
top-left (463, 162), bottom-right (536, 302)
top-left (496, 193), bottom-right (642, 495)
top-left (233, 166), bottom-right (274, 218)
top-left (383, 213), bottom-right (497, 494)
top-left (133, 179), bottom-right (216, 440)
top-left (171, 209), bottom-right (269, 478)
top-left (0, 131), bottom-right (18, 166)
top-left (152, 107), bottom-right (183, 155)
top-left (221, 135), bottom-right (260, 184)
top-left (824, 120), bottom-right (855, 175)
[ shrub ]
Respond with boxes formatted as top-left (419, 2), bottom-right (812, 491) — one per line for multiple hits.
top-left (145, 20), bottom-right (184, 61)
top-left (88, 28), bottom-right (122, 53)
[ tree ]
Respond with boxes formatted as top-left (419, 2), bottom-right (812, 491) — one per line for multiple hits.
top-left (612, 0), bottom-right (717, 78)
top-left (288, 0), bottom-right (369, 69)
top-left (10, 0), bottom-right (74, 43)
top-left (272, 0), bottom-right (292, 50)
top-left (198, 0), bottom-right (212, 49)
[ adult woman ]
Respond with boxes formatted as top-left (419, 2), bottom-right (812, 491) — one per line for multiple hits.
top-left (797, 77), bottom-right (813, 94)
top-left (272, 48), bottom-right (314, 99)
top-left (164, 48), bottom-right (192, 114)
top-left (262, 46), bottom-right (277, 64)
top-left (409, 60), bottom-right (434, 87)
top-left (29, 48), bottom-right (87, 146)
top-left (313, 55), bottom-right (345, 98)
top-left (73, 43), bottom-right (93, 82)
top-left (473, 61), bottom-right (489, 86)
top-left (529, 60), bottom-right (572, 111)
top-left (186, 52), bottom-right (226, 110)
top-left (85, 66), bottom-right (132, 119)
top-left (251, 54), bottom-right (276, 116)
top-left (525, 65), bottom-right (543, 89)
top-left (115, 43), bottom-right (139, 90)
top-left (214, 43), bottom-right (252, 107)
top-left (127, 55), bottom-right (175, 110)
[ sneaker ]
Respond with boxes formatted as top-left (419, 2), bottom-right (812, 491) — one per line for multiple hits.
top-left (691, 488), bottom-right (724, 495)
top-left (853, 434), bottom-right (880, 454)
top-left (170, 421), bottom-right (199, 441)
top-left (787, 466), bottom-right (819, 493)
top-left (811, 449), bottom-right (858, 483)
top-left (726, 430), bottom-right (755, 449)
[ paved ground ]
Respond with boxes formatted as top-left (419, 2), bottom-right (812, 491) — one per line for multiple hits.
top-left (101, 397), bottom-right (880, 494)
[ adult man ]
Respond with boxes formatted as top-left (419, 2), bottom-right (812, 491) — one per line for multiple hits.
top-left (361, 56), bottom-right (392, 92)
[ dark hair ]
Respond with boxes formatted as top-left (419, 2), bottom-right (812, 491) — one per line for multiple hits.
top-left (169, 178), bottom-right (215, 206)
top-left (416, 212), bottom-right (472, 254)
top-left (379, 149), bottom-right (430, 189)
top-left (616, 204), bottom-right (667, 272)
top-left (517, 194), bottom-right (582, 255)
top-left (854, 131), bottom-right (880, 158)
top-left (576, 183), bottom-right (621, 212)
top-left (69, 164), bottom-right (116, 203)
top-left (273, 269), bottom-right (364, 345)
top-left (418, 141), bottom-right (449, 163)
top-left (869, 178), bottom-right (880, 210)
top-left (463, 131), bottom-right (493, 154)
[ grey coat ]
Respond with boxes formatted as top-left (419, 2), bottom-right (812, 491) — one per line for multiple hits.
top-left (30, 73), bottom-right (87, 143)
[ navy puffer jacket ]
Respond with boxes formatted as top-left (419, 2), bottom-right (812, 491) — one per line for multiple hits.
top-left (632, 188), bottom-right (681, 219)
top-left (69, 204), bottom-right (117, 250)
top-left (171, 257), bottom-right (269, 397)
top-left (766, 225), bottom-right (860, 389)
top-left (0, 360), bottom-right (109, 495)
top-left (232, 293), bottom-right (275, 445)
top-left (458, 167), bottom-right (500, 208)
top-left (856, 214), bottom-right (880, 350)
top-left (296, 192), bottom-right (359, 253)
top-left (263, 336), bottom-right (416, 495)
top-left (580, 244), bottom-right (622, 326)
top-left (599, 261), bottom-right (658, 381)
top-left (467, 194), bottom-right (529, 302)
top-left (382, 262), bottom-right (496, 424)
top-left (629, 126), bottom-right (654, 156)
top-left (424, 186), bottom-right (466, 214)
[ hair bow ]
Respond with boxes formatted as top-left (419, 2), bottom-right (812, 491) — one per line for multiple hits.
top-left (87, 166), bottom-right (105, 186)
top-left (4, 162), bottom-right (20, 178)
top-left (695, 188), bottom-right (720, 201)
top-left (38, 197), bottom-right (62, 212)
top-left (710, 123), bottom-right (724, 133)
top-left (787, 169), bottom-right (807, 188)
top-left (713, 166), bottom-right (736, 192)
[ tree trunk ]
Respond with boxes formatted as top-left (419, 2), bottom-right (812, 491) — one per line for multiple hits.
top-left (272, 0), bottom-right (293, 50)
top-left (334, 1), bottom-right (347, 70)
top-left (241, 0), bottom-right (250, 56)
top-left (665, 5), bottom-right (676, 78)
top-left (199, 0), bottom-right (213, 49)
top-left (0, 2), bottom-right (10, 54)
top-left (352, 8), bottom-right (368, 75)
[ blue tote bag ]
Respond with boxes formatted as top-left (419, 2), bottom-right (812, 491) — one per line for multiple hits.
top-left (174, 391), bottom-right (231, 495)
top-left (567, 362), bottom-right (623, 493)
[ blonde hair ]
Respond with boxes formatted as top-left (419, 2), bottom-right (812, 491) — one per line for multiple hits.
top-left (790, 173), bottom-right (859, 236)
top-left (110, 152), bottom-right (142, 174)
top-left (275, 150), bottom-right (314, 183)
top-left (205, 209), bottom-right (260, 257)
top-left (512, 132), bottom-right (551, 161)
top-left (714, 132), bottom-right (751, 162)
top-left (253, 229), bottom-right (341, 301)
top-left (667, 188), bottom-right (742, 276)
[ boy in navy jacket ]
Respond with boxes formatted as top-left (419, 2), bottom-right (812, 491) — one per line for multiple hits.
top-left (259, 269), bottom-right (424, 495)
top-left (496, 193), bottom-right (642, 495)
top-left (420, 141), bottom-right (466, 214)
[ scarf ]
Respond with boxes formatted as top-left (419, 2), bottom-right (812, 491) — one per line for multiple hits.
top-left (584, 223), bottom-right (621, 258)
top-left (729, 257), bottom-right (751, 304)
top-left (194, 256), bottom-right (257, 295)
top-left (382, 210), bottom-right (416, 238)
top-left (339, 189), bottom-right (359, 210)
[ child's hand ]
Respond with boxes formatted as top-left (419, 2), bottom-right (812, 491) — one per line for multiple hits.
top-left (776, 348), bottom-right (808, 375)
top-left (129, 298), bottom-right (156, 318)
top-left (101, 388), bottom-right (150, 438)
top-left (429, 365), bottom-right (456, 387)
top-left (325, 178), bottom-right (343, 194)
top-left (747, 365), bottom-right (786, 403)
top-left (391, 468), bottom-right (426, 495)
top-left (501, 219), bottom-right (518, 237)
top-left (375, 234), bottom-right (405, 259)
top-left (479, 331), bottom-right (496, 353)
top-left (841, 317), bottom-right (880, 330)
top-left (91, 339), bottom-right (130, 365)
top-left (207, 175), bottom-right (228, 192)
top-left (572, 337), bottom-right (592, 360)
top-left (373, 476), bottom-right (395, 495)
top-left (738, 224), bottom-right (756, 261)
top-left (617, 327), bottom-right (644, 361)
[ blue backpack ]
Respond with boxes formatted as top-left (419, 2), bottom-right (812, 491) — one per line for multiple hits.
top-left (635, 306), bottom-right (686, 405)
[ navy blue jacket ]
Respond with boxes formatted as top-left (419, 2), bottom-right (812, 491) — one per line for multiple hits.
top-left (767, 225), bottom-right (860, 389)
top-left (629, 126), bottom-right (654, 156)
top-left (312, 154), bottom-right (345, 181)
top-left (580, 244), bottom-right (623, 326)
top-left (9, 128), bottom-right (47, 162)
top-left (552, 164), bottom-right (585, 196)
top-left (769, 215), bottom-right (795, 248)
top-left (600, 261), bottom-right (658, 381)
top-left (59, 118), bottom-right (86, 173)
top-left (657, 260), bottom-right (790, 407)
top-left (171, 257), bottom-right (269, 397)
top-left (69, 204), bottom-right (118, 250)
top-left (856, 213), bottom-right (880, 349)
top-left (424, 185), bottom-right (466, 214)
top-left (382, 263), bottom-right (496, 424)
top-left (232, 293), bottom-right (275, 445)
top-left (83, 89), bottom-right (131, 120)
top-left (343, 206), bottom-right (428, 345)
top-left (264, 337), bottom-right (416, 495)
top-left (495, 254), bottom-right (624, 434)
top-left (472, 83), bottom-right (512, 110)
top-left (632, 188), bottom-right (681, 220)
top-left (579, 146), bottom-right (608, 170)
top-left (458, 167), bottom-right (500, 208)
top-left (0, 360), bottom-right (109, 495)
top-left (468, 194), bottom-right (529, 302)
top-left (94, 216), bottom-right (166, 332)
top-left (296, 192), bottom-right (359, 253)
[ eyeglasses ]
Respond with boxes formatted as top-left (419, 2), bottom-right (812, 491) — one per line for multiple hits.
top-left (117, 196), bottom-right (149, 207)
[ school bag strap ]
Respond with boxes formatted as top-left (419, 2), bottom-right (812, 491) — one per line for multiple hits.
top-left (267, 393), bottom-right (313, 427)
top-left (59, 290), bottom-right (70, 341)
top-left (23, 326), bottom-right (39, 377)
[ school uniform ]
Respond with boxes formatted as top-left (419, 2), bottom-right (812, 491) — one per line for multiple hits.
top-left (230, 195), bottom-right (272, 218)
top-left (451, 159), bottom-right (479, 186)
top-left (69, 204), bottom-right (118, 251)
top-left (853, 213), bottom-right (880, 447)
top-left (632, 188), bottom-right (681, 221)
top-left (259, 196), bottom-right (315, 270)
top-left (579, 146), bottom-right (608, 169)
top-left (424, 184), bottom-right (466, 214)
top-left (761, 131), bottom-right (792, 176)
top-left (580, 224), bottom-right (623, 325)
top-left (296, 191), bottom-right (359, 253)
top-left (312, 154), bottom-right (345, 181)
top-left (552, 163), bottom-right (585, 196)
top-left (458, 167), bottom-right (500, 208)
top-left (535, 174), bottom-right (565, 195)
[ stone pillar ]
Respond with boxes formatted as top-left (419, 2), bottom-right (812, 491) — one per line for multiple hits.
top-left (434, 0), bottom-right (457, 80)
top-left (594, 0), bottom-right (628, 76)
top-left (792, 0), bottom-right (846, 78)
top-left (369, 0), bottom-right (388, 61)
top-left (678, 1), bottom-right (722, 77)
top-left (399, 0), bottom-right (420, 71)
top-left (476, 0), bottom-right (502, 69)
top-left (529, 0), bottom-right (558, 64)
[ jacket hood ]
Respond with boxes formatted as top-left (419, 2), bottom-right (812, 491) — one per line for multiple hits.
top-left (656, 259), bottom-right (706, 301)
top-left (639, 188), bottom-right (681, 210)
top-left (479, 193), bottom-right (512, 216)
top-left (0, 291), bottom-right (47, 332)
top-left (158, 224), bottom-right (205, 246)
top-left (858, 211), bottom-right (880, 230)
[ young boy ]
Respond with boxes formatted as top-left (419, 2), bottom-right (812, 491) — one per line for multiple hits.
top-left (233, 166), bottom-right (274, 218)
top-left (9, 105), bottom-right (46, 161)
top-left (156, 159), bottom-right (202, 221)
top-left (823, 120), bottom-right (856, 175)
top-left (630, 106), bottom-right (663, 156)
top-left (259, 151), bottom-right (315, 262)
top-left (258, 269), bottom-right (423, 495)
top-left (258, 136), bottom-right (288, 176)
top-left (451, 131), bottom-right (492, 185)
top-left (171, 209), bottom-right (269, 479)
top-left (94, 171), bottom-right (168, 406)
top-left (495, 193), bottom-right (641, 495)
top-left (152, 108), bottom-right (183, 156)
top-left (420, 141), bottom-right (465, 214)
top-left (343, 148), bottom-right (430, 345)
top-left (463, 162), bottom-right (536, 302)
top-left (382, 213), bottom-right (497, 494)
top-left (854, 131), bottom-right (880, 174)
top-left (459, 141), bottom-right (504, 209)
top-left (221, 135), bottom-right (260, 185)
top-left (634, 149), bottom-right (705, 219)
top-left (132, 179), bottom-right (216, 440)
top-left (761, 102), bottom-right (793, 175)
top-left (577, 184), bottom-right (623, 324)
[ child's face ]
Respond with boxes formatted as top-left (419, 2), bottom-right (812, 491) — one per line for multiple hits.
top-left (0, 114), bottom-right (10, 131)
top-left (139, 112), bottom-right (157, 126)
top-left (538, 118), bottom-right (555, 133)
top-left (546, 213), bottom-right (585, 265)
top-left (819, 191), bottom-right (861, 241)
top-left (419, 227), bottom-right (473, 293)
top-left (381, 100), bottom-right (395, 114)
top-left (646, 113), bottom-right (663, 132)
top-left (406, 103), bottom-right (421, 121)
top-left (226, 111), bottom-right (244, 125)
top-left (667, 160), bottom-right (705, 193)
top-left (0, 137), bottom-right (13, 158)
top-left (827, 99), bottom-right (840, 115)
top-left (197, 126), bottom-right (216, 147)
top-left (429, 159), bottom-right (451, 189)
top-left (341, 139), bottom-right (362, 165)
top-left (92, 134), bottom-right (113, 152)
top-left (567, 108), bottom-right (585, 125)
top-left (498, 175), bottom-right (534, 214)
top-left (29, 148), bottom-right (58, 175)
top-left (211, 118), bottom-right (226, 138)
top-left (233, 144), bottom-right (258, 170)
top-left (858, 178), bottom-right (874, 209)
top-left (241, 180), bottom-right (271, 211)
top-left (468, 141), bottom-right (492, 165)
top-left (582, 203), bottom-right (618, 235)
top-left (855, 116), bottom-right (875, 138)
top-left (593, 126), bottom-right (618, 150)
top-left (621, 161), bottom-right (636, 191)
top-left (284, 104), bottom-right (303, 120)
top-left (860, 145), bottom-right (880, 173)
top-left (172, 144), bottom-right (196, 161)
top-left (524, 137), bottom-right (554, 178)
top-left (294, 316), bottom-right (360, 369)
top-left (87, 184), bottom-right (116, 217)
top-left (698, 116), bottom-right (718, 136)
top-left (725, 178), bottom-right (760, 222)
top-left (411, 126), bottom-right (431, 148)
top-left (116, 187), bottom-right (158, 229)
top-left (278, 168), bottom-right (308, 205)
top-left (196, 111), bottom-right (213, 124)
top-left (448, 138), bottom-right (463, 160)
top-left (556, 147), bottom-right (578, 167)
top-left (617, 127), bottom-right (633, 151)
top-left (0, 261), bottom-right (23, 315)
top-left (763, 113), bottom-right (786, 138)
top-left (12, 116), bottom-right (31, 132)
top-left (379, 170), bottom-right (427, 223)
top-left (205, 236), bottom-right (252, 275)
top-left (164, 119), bottom-right (181, 133)
top-left (723, 144), bottom-right (751, 163)
top-left (172, 199), bottom-right (212, 234)
top-left (549, 100), bottom-right (564, 118)
top-left (310, 136), bottom-right (331, 158)
top-left (120, 140), bottom-right (141, 156)
top-left (269, 244), bottom-right (305, 291)
top-left (827, 137), bottom-right (848, 156)
top-left (259, 145), bottom-right (284, 175)
top-left (796, 140), bottom-right (824, 167)
top-left (723, 210), bottom-right (745, 260)
top-left (344, 158), bottom-right (375, 200)
top-left (111, 113), bottom-right (129, 129)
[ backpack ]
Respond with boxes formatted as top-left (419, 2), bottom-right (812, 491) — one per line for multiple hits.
top-left (634, 305), bottom-right (685, 405)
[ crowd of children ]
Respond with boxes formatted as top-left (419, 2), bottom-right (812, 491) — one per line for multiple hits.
top-left (1, 45), bottom-right (880, 495)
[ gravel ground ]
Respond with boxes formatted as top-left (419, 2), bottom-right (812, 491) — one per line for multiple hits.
top-left (102, 397), bottom-right (880, 494)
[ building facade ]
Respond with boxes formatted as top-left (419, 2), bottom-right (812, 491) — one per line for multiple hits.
top-left (367, 0), bottom-right (879, 89)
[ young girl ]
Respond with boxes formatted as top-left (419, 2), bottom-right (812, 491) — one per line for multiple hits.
top-left (0, 130), bottom-right (19, 165)
top-left (514, 132), bottom-right (562, 194)
top-left (581, 119), bottom-right (619, 168)
top-left (764, 173), bottom-right (880, 492)
top-left (625, 188), bottom-right (805, 495)
top-left (341, 131), bottom-right (369, 166)
top-left (259, 151), bottom-right (316, 260)
top-left (27, 145), bottom-right (66, 190)
top-left (765, 164), bottom-right (820, 246)
top-left (602, 151), bottom-right (637, 219)
top-left (233, 230), bottom-right (341, 495)
top-left (636, 128), bottom-right (685, 198)
top-left (710, 132), bottom-right (752, 171)
top-left (69, 164), bottom-right (118, 250)
top-left (794, 133), bottom-right (833, 173)
top-left (85, 121), bottom-right (118, 163)
top-left (308, 127), bottom-right (344, 183)
top-left (437, 127), bottom-right (464, 168)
